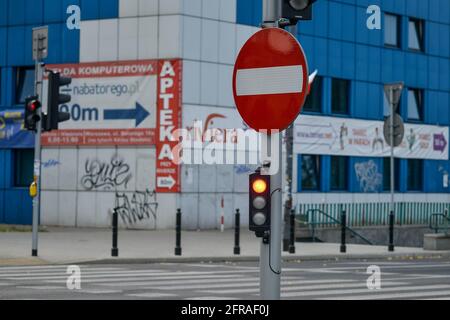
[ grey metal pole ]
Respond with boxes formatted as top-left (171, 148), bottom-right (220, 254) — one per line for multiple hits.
top-left (31, 57), bottom-right (44, 257)
top-left (260, 0), bottom-right (282, 301)
top-left (389, 89), bottom-right (395, 252)
top-left (260, 133), bottom-right (282, 300)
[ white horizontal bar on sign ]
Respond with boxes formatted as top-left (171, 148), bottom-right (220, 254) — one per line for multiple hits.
top-left (236, 65), bottom-right (303, 96)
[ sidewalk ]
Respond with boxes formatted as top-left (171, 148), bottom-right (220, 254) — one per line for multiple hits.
top-left (0, 227), bottom-right (449, 266)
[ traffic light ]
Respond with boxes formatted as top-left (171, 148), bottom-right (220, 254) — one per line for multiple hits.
top-left (249, 168), bottom-right (271, 237)
top-left (45, 71), bottom-right (71, 131)
top-left (282, 0), bottom-right (317, 22)
top-left (24, 96), bottom-right (41, 131)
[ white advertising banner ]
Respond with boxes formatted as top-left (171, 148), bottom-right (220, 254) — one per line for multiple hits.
top-left (294, 115), bottom-right (449, 160)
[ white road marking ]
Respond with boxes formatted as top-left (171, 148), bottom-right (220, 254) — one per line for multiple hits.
top-left (201, 281), bottom-right (407, 295)
top-left (151, 279), bottom-right (357, 291)
top-left (127, 292), bottom-right (177, 298)
top-left (281, 284), bottom-right (450, 298)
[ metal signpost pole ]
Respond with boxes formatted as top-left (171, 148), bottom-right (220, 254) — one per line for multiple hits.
top-left (390, 88), bottom-right (394, 226)
top-left (260, 0), bottom-right (282, 300)
top-left (31, 27), bottom-right (47, 256)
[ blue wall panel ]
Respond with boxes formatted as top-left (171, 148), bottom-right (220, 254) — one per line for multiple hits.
top-left (8, 0), bottom-right (25, 26)
top-left (439, 58), bottom-right (450, 92)
top-left (341, 42), bottom-right (355, 79)
top-left (0, 27), bottom-right (6, 66)
top-left (405, 53), bottom-right (418, 87)
top-left (24, 0), bottom-right (43, 25)
top-left (298, 35), bottom-right (314, 72)
top-left (43, 0), bottom-right (64, 23)
top-left (61, 24), bottom-right (80, 63)
top-left (328, 40), bottom-right (342, 78)
top-left (416, 54), bottom-right (428, 89)
top-left (0, 0), bottom-right (8, 27)
top-left (313, 0), bottom-right (328, 37)
top-left (341, 4), bottom-right (356, 42)
top-left (99, 0), bottom-right (118, 19)
top-left (423, 160), bottom-right (449, 193)
top-left (0, 191), bottom-right (3, 223)
top-left (252, 0), bottom-right (262, 27)
top-left (236, 0), bottom-right (253, 26)
top-left (7, 26), bottom-right (25, 66)
top-left (45, 23), bottom-right (62, 64)
top-left (438, 0), bottom-right (450, 24)
top-left (81, 0), bottom-right (99, 21)
top-left (0, 150), bottom-right (7, 188)
top-left (426, 91), bottom-right (437, 124)
top-left (314, 37), bottom-right (328, 75)
top-left (428, 56), bottom-right (440, 91)
top-left (329, 1), bottom-right (343, 40)
top-left (353, 81), bottom-right (368, 118)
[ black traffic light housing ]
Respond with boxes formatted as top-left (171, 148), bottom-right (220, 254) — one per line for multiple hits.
top-left (249, 168), bottom-right (271, 237)
top-left (45, 70), bottom-right (71, 131)
top-left (282, 0), bottom-right (317, 24)
top-left (24, 96), bottom-right (41, 132)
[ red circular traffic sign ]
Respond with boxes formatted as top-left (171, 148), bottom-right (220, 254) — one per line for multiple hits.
top-left (233, 28), bottom-right (309, 132)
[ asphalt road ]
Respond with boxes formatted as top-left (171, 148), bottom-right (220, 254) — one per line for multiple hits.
top-left (1, 258), bottom-right (450, 300)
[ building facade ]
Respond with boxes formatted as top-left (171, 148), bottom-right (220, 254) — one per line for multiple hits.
top-left (0, 0), bottom-right (449, 229)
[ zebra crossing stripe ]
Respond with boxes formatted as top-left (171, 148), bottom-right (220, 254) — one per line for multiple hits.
top-left (199, 281), bottom-right (406, 295)
top-left (281, 284), bottom-right (450, 298)
top-left (331, 290), bottom-right (450, 300)
top-left (150, 279), bottom-right (357, 291)
top-left (126, 292), bottom-right (177, 298)
top-left (186, 296), bottom-right (240, 300)
top-left (4, 270), bottom-right (258, 281)
top-left (98, 277), bottom-right (260, 287)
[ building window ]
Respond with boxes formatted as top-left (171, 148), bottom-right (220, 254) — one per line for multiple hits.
top-left (383, 157), bottom-right (400, 191)
top-left (385, 13), bottom-right (400, 47)
top-left (302, 76), bottom-right (322, 113)
top-left (330, 156), bottom-right (348, 190)
top-left (301, 155), bottom-right (321, 190)
top-left (15, 67), bottom-right (35, 105)
top-left (331, 78), bottom-right (350, 115)
top-left (407, 88), bottom-right (423, 121)
top-left (408, 18), bottom-right (424, 51)
top-left (14, 149), bottom-right (34, 187)
top-left (407, 159), bottom-right (423, 191)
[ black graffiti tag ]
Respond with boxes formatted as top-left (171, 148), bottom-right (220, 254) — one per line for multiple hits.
top-left (114, 189), bottom-right (158, 226)
top-left (81, 155), bottom-right (132, 191)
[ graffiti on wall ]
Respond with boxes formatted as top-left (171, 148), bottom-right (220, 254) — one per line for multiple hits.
top-left (81, 154), bottom-right (132, 190)
top-left (114, 189), bottom-right (158, 227)
top-left (354, 160), bottom-right (382, 192)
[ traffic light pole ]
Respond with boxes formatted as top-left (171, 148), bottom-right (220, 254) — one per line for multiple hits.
top-left (31, 51), bottom-right (45, 257)
top-left (260, 0), bottom-right (282, 300)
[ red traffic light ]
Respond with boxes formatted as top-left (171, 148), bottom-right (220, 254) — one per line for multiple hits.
top-left (27, 100), bottom-right (41, 112)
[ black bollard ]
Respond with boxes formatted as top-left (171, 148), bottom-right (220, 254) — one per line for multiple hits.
top-left (388, 211), bottom-right (395, 252)
top-left (111, 209), bottom-right (118, 257)
top-left (234, 209), bottom-right (240, 255)
top-left (340, 209), bottom-right (346, 253)
top-left (289, 209), bottom-right (296, 254)
top-left (175, 208), bottom-right (182, 256)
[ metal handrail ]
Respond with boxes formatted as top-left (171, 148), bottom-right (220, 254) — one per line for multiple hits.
top-left (305, 208), bottom-right (373, 245)
top-left (429, 212), bottom-right (450, 233)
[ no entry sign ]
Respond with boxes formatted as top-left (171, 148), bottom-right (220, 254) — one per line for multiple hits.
top-left (233, 28), bottom-right (308, 132)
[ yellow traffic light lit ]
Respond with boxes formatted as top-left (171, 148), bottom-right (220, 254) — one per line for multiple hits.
top-left (252, 179), bottom-right (267, 194)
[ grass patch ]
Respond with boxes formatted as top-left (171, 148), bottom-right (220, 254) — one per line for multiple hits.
top-left (0, 224), bottom-right (47, 232)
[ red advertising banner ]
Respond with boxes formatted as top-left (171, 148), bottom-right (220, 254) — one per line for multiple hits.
top-left (155, 60), bottom-right (182, 193)
top-left (41, 59), bottom-right (161, 147)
